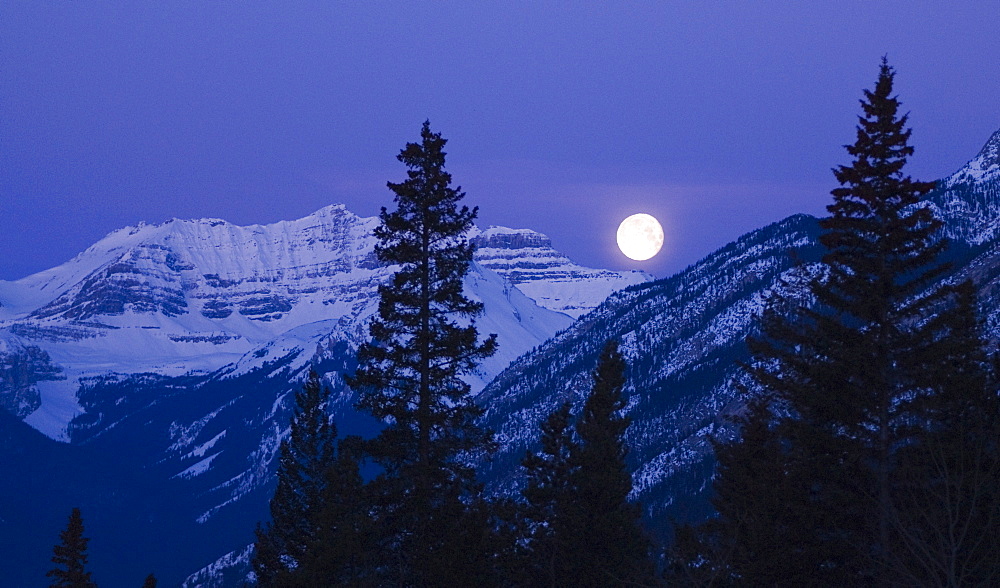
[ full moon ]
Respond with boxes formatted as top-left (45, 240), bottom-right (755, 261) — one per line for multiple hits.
top-left (616, 213), bottom-right (664, 261)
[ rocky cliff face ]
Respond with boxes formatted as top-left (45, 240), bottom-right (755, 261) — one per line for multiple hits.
top-left (0, 335), bottom-right (64, 417)
top-left (471, 226), bottom-right (650, 318)
top-left (18, 204), bottom-right (383, 328)
top-left (0, 204), bottom-right (645, 441)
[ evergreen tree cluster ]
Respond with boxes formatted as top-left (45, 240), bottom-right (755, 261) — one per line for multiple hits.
top-left (673, 59), bottom-right (1000, 586)
top-left (252, 369), bottom-right (371, 586)
top-left (252, 123), bottom-right (656, 586)
top-left (517, 341), bottom-right (653, 586)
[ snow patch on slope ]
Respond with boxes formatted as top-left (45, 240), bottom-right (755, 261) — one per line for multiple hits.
top-left (182, 544), bottom-right (253, 588)
top-left (21, 380), bottom-right (81, 442)
top-left (174, 451), bottom-right (222, 479)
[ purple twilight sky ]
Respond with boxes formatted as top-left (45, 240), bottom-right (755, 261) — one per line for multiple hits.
top-left (2, 2), bottom-right (998, 281)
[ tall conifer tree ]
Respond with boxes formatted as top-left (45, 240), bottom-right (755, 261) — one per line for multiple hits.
top-left (253, 370), bottom-right (338, 586)
top-left (708, 59), bottom-right (945, 584)
top-left (349, 121), bottom-right (497, 584)
top-left (519, 402), bottom-right (578, 584)
top-left (890, 281), bottom-right (1000, 584)
top-left (693, 396), bottom-right (807, 585)
top-left (570, 340), bottom-right (652, 586)
top-left (519, 342), bottom-right (652, 586)
top-left (818, 61), bottom-right (943, 567)
top-left (47, 507), bottom-right (97, 588)
top-left (288, 435), bottom-right (378, 586)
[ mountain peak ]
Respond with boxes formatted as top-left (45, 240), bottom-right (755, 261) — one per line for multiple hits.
top-left (927, 128), bottom-right (1000, 246)
top-left (975, 128), bottom-right (1000, 168)
top-left (472, 226), bottom-right (552, 250)
top-left (470, 225), bottom-right (650, 318)
top-left (946, 128), bottom-right (1000, 186)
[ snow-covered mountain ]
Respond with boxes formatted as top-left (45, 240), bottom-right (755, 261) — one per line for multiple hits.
top-left (477, 128), bottom-right (1000, 528)
top-left (0, 205), bottom-right (646, 442)
top-left (0, 203), bottom-right (647, 586)
top-left (478, 213), bottom-right (824, 525)
top-left (927, 129), bottom-right (1000, 245)
top-left (470, 226), bottom-right (649, 318)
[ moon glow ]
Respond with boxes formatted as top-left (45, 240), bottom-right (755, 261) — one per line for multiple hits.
top-left (616, 213), bottom-right (664, 261)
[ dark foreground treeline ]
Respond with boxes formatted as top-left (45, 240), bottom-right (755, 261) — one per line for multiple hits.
top-left (249, 120), bottom-right (655, 587)
top-left (44, 61), bottom-right (1000, 587)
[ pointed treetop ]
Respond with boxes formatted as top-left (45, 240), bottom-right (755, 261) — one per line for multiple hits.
top-left (391, 120), bottom-right (454, 187)
top-left (47, 507), bottom-right (97, 588)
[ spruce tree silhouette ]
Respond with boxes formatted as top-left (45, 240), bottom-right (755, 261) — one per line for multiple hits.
top-left (47, 507), bottom-right (97, 588)
top-left (349, 121), bottom-right (498, 585)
